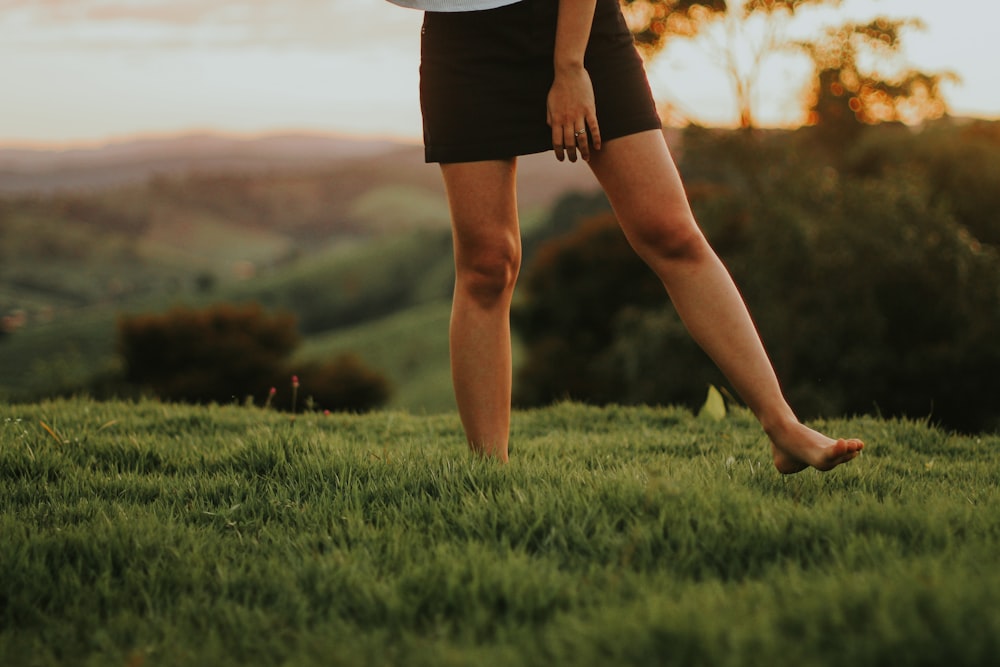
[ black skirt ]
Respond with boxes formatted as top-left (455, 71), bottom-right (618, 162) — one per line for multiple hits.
top-left (419, 0), bottom-right (662, 163)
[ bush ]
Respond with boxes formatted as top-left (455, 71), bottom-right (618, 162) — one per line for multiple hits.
top-left (512, 213), bottom-right (665, 407)
top-left (755, 172), bottom-right (1000, 432)
top-left (118, 303), bottom-right (299, 404)
top-left (288, 354), bottom-right (392, 414)
top-left (118, 303), bottom-right (390, 412)
top-left (845, 120), bottom-right (1000, 248)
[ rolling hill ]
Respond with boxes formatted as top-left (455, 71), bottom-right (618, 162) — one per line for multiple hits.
top-left (0, 131), bottom-right (602, 404)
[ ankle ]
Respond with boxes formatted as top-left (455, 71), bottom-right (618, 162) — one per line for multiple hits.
top-left (757, 407), bottom-right (800, 438)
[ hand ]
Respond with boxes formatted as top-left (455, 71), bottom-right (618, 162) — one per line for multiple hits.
top-left (546, 64), bottom-right (602, 163)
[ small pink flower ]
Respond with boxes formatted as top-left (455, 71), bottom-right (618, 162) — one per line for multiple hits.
top-left (263, 386), bottom-right (277, 410)
top-left (290, 375), bottom-right (300, 419)
top-left (323, 410), bottom-right (331, 416)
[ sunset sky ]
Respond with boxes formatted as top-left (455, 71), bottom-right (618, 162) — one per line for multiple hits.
top-left (1, 0), bottom-right (997, 148)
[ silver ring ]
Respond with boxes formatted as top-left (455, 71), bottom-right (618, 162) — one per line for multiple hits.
top-left (574, 130), bottom-right (585, 137)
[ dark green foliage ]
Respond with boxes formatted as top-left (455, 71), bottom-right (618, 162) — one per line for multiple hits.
top-left (290, 354), bottom-right (392, 414)
top-left (520, 190), bottom-right (611, 267)
top-left (513, 213), bottom-right (666, 406)
top-left (513, 124), bottom-right (1000, 432)
top-left (845, 120), bottom-right (1000, 248)
top-left (117, 303), bottom-right (390, 412)
top-left (119, 302), bottom-right (299, 404)
top-left (713, 164), bottom-right (1000, 433)
top-left (778, 179), bottom-right (998, 431)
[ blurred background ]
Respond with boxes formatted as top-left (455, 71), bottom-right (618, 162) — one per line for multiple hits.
top-left (1, 0), bottom-right (998, 432)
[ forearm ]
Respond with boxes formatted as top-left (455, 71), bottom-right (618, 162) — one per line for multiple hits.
top-left (554, 0), bottom-right (598, 72)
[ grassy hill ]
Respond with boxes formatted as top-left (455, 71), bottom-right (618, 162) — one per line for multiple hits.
top-left (2, 398), bottom-right (998, 666)
top-left (295, 300), bottom-right (456, 414)
top-left (0, 133), bottom-right (596, 323)
top-left (0, 228), bottom-right (459, 402)
top-left (6, 121), bottom-right (999, 430)
top-left (0, 133), bottom-right (598, 405)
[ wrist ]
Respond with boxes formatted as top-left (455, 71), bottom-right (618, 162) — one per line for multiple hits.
top-left (554, 57), bottom-right (585, 74)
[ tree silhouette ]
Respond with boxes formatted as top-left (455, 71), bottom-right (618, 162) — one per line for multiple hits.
top-left (622, 0), bottom-right (952, 134)
top-left (622, 0), bottom-right (841, 127)
top-left (797, 18), bottom-right (957, 148)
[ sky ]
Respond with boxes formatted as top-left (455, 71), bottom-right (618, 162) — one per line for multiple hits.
top-left (0, 0), bottom-right (997, 148)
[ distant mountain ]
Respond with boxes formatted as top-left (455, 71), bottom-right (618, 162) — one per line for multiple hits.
top-left (0, 131), bottom-right (603, 210)
top-left (0, 132), bottom-right (604, 209)
top-left (0, 133), bottom-right (406, 194)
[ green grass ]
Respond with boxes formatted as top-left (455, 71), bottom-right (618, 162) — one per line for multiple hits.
top-left (2, 398), bottom-right (999, 667)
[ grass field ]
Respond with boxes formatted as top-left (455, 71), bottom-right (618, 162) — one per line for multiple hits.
top-left (2, 398), bottom-right (998, 666)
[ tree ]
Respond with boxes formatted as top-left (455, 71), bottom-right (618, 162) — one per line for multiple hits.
top-left (621, 0), bottom-right (951, 135)
top-left (798, 18), bottom-right (957, 148)
top-left (622, 0), bottom-right (841, 128)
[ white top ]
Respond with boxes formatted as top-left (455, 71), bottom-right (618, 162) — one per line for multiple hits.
top-left (385, 0), bottom-right (523, 11)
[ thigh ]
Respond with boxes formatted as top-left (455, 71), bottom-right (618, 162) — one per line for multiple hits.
top-left (440, 159), bottom-right (521, 258)
top-left (588, 130), bottom-right (694, 227)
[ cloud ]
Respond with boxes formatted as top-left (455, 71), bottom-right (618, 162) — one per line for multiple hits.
top-left (0, 0), bottom-right (419, 50)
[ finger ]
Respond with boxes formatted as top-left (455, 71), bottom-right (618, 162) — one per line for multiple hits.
top-left (563, 126), bottom-right (578, 163)
top-left (587, 115), bottom-right (602, 152)
top-left (551, 125), bottom-right (565, 162)
top-left (575, 125), bottom-right (590, 162)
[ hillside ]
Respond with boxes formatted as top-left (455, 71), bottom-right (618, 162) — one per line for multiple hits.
top-left (0, 133), bottom-right (403, 194)
top-left (0, 132), bottom-right (599, 328)
top-left (0, 131), bottom-right (599, 201)
top-left (6, 120), bottom-right (998, 431)
top-left (0, 132), bottom-right (601, 403)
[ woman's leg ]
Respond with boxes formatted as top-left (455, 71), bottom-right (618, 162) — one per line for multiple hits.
top-left (440, 159), bottom-right (521, 462)
top-left (588, 130), bottom-right (863, 473)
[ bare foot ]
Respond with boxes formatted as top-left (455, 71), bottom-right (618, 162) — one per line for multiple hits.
top-left (766, 420), bottom-right (864, 475)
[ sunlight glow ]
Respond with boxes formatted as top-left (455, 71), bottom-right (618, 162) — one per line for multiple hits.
top-left (0, 0), bottom-right (996, 146)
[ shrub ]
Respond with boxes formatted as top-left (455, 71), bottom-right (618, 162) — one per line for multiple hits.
top-left (512, 213), bottom-right (665, 407)
top-left (118, 302), bottom-right (392, 412)
top-left (845, 119), bottom-right (1000, 248)
top-left (288, 354), bottom-right (391, 413)
top-left (758, 172), bottom-right (1000, 432)
top-left (118, 303), bottom-right (299, 405)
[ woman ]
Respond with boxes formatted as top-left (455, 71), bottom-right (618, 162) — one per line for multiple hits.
top-left (386, 0), bottom-right (864, 473)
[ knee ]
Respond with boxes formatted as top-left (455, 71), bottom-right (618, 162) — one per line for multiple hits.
top-left (626, 214), bottom-right (708, 263)
top-left (456, 237), bottom-right (521, 307)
